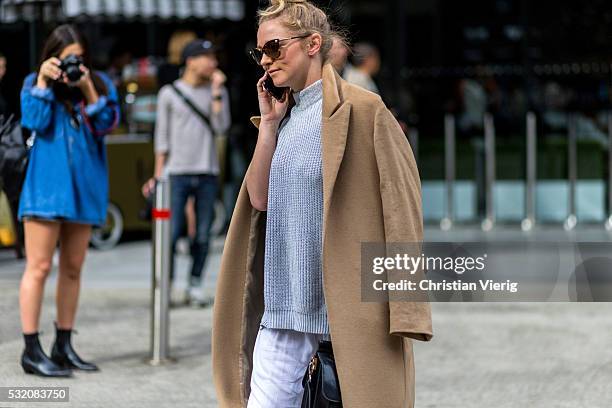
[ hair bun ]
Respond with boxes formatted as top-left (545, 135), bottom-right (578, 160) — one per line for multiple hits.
top-left (258, 0), bottom-right (347, 66)
top-left (266, 0), bottom-right (307, 14)
top-left (270, 0), bottom-right (307, 7)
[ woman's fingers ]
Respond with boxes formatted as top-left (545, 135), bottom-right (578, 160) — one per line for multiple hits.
top-left (46, 58), bottom-right (61, 73)
top-left (257, 75), bottom-right (273, 107)
top-left (42, 59), bottom-right (62, 80)
top-left (44, 67), bottom-right (60, 81)
top-left (275, 91), bottom-right (290, 113)
top-left (77, 65), bottom-right (90, 84)
top-left (257, 74), bottom-right (266, 93)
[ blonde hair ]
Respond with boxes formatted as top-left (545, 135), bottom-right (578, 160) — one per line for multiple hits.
top-left (167, 30), bottom-right (197, 65)
top-left (257, 0), bottom-right (348, 64)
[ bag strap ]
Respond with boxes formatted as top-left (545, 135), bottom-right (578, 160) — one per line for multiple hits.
top-left (170, 82), bottom-right (213, 132)
top-left (0, 114), bottom-right (16, 139)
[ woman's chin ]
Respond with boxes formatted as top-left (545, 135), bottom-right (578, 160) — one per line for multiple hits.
top-left (271, 74), bottom-right (288, 87)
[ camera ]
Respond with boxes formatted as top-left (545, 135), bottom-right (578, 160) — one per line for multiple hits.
top-left (59, 54), bottom-right (83, 82)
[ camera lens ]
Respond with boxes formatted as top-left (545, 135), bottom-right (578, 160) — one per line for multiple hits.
top-left (60, 55), bottom-right (83, 82)
top-left (65, 66), bottom-right (82, 82)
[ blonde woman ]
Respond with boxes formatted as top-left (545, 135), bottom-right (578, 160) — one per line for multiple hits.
top-left (157, 30), bottom-right (197, 88)
top-left (212, 0), bottom-right (433, 407)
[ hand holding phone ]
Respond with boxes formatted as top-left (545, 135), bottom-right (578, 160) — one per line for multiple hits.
top-left (263, 74), bottom-right (288, 102)
top-left (257, 73), bottom-right (290, 126)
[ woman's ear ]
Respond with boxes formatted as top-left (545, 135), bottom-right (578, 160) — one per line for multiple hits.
top-left (307, 33), bottom-right (323, 57)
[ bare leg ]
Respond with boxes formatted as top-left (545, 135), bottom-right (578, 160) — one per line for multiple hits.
top-left (19, 220), bottom-right (61, 334)
top-left (56, 223), bottom-right (91, 330)
top-left (186, 197), bottom-right (196, 240)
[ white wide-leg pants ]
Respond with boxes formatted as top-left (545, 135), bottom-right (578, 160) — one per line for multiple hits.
top-left (247, 325), bottom-right (330, 408)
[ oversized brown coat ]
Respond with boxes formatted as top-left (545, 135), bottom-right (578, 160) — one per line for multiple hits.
top-left (212, 63), bottom-right (433, 408)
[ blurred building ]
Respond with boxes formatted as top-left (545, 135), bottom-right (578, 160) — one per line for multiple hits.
top-left (0, 0), bottom-right (258, 249)
top-left (1, 0), bottom-right (612, 228)
top-left (341, 0), bottom-right (612, 225)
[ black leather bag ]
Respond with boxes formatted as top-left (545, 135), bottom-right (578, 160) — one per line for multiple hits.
top-left (301, 340), bottom-right (342, 408)
top-left (0, 115), bottom-right (30, 203)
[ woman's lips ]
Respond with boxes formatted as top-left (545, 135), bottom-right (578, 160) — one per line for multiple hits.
top-left (269, 69), bottom-right (280, 75)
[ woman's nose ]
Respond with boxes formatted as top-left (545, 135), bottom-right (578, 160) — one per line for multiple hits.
top-left (260, 53), bottom-right (273, 67)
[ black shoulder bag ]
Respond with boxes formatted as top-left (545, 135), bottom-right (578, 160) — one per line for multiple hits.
top-left (301, 340), bottom-right (343, 407)
top-left (0, 115), bottom-right (30, 203)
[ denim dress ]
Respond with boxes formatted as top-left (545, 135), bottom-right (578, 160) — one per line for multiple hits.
top-left (18, 72), bottom-right (119, 226)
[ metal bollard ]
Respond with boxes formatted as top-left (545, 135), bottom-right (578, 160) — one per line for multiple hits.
top-left (522, 112), bottom-right (537, 231)
top-left (564, 115), bottom-right (577, 231)
top-left (606, 112), bottom-right (612, 231)
top-left (482, 113), bottom-right (496, 231)
top-left (149, 177), bottom-right (173, 365)
top-left (440, 115), bottom-right (455, 231)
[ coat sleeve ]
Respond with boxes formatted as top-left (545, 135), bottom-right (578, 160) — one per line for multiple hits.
top-left (373, 104), bottom-right (433, 342)
top-left (83, 72), bottom-right (120, 136)
top-left (20, 73), bottom-right (54, 133)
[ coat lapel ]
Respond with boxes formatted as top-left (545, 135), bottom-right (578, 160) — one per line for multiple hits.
top-left (320, 64), bottom-right (351, 238)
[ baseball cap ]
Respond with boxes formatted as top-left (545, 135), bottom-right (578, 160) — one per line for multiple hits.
top-left (181, 39), bottom-right (216, 64)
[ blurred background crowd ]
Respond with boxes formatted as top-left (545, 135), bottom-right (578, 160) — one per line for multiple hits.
top-left (0, 0), bottom-right (611, 250)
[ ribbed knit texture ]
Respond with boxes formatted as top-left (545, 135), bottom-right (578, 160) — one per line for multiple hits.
top-left (261, 79), bottom-right (330, 335)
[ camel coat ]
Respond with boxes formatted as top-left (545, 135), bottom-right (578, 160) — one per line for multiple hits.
top-left (212, 63), bottom-right (433, 408)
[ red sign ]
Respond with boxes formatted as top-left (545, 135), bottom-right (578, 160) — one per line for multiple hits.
top-left (152, 209), bottom-right (171, 220)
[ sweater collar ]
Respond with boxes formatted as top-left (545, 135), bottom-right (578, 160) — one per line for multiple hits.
top-left (292, 79), bottom-right (323, 110)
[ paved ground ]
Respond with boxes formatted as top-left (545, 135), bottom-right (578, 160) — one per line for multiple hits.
top-left (0, 228), bottom-right (611, 407)
top-left (0, 238), bottom-right (222, 408)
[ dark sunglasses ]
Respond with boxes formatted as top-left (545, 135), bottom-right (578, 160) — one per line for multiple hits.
top-left (249, 35), bottom-right (310, 65)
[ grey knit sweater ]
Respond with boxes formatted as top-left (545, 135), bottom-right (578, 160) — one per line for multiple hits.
top-left (260, 79), bottom-right (330, 335)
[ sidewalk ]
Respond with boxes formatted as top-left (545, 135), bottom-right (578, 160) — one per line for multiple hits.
top-left (0, 238), bottom-right (222, 408)
top-left (0, 231), bottom-right (611, 407)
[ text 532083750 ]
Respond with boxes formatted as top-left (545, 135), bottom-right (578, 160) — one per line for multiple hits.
top-left (0, 387), bottom-right (69, 402)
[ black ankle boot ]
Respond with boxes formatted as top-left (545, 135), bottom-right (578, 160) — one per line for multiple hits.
top-left (50, 324), bottom-right (99, 372)
top-left (21, 332), bottom-right (72, 377)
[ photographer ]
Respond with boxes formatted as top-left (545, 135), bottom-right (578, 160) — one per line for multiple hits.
top-left (17, 25), bottom-right (119, 377)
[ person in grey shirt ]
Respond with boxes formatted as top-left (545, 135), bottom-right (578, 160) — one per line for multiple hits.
top-left (143, 39), bottom-right (231, 306)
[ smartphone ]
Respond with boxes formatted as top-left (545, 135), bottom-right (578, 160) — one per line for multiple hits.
top-left (263, 73), bottom-right (288, 102)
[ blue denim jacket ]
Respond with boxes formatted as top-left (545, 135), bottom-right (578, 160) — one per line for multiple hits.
top-left (18, 72), bottom-right (120, 226)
